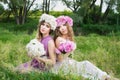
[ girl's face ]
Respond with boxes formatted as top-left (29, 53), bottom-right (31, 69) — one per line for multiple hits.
top-left (59, 25), bottom-right (68, 35)
top-left (40, 22), bottom-right (51, 35)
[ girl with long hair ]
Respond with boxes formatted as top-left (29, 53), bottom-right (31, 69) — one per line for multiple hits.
top-left (52, 15), bottom-right (110, 80)
top-left (15, 14), bottom-right (57, 73)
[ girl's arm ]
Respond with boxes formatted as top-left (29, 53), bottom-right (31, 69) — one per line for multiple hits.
top-left (55, 37), bottom-right (71, 62)
top-left (35, 40), bottom-right (56, 66)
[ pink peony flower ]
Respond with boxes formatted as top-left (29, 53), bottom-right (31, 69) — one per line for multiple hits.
top-left (57, 41), bottom-right (76, 54)
top-left (56, 16), bottom-right (73, 27)
top-left (65, 16), bottom-right (73, 27)
top-left (64, 41), bottom-right (74, 52)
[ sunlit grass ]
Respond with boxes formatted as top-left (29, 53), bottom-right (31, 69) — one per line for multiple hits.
top-left (0, 28), bottom-right (120, 79)
top-left (74, 34), bottom-right (120, 78)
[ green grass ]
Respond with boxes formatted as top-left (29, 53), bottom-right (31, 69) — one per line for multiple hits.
top-left (0, 66), bottom-right (76, 80)
top-left (0, 24), bottom-right (120, 80)
top-left (73, 34), bottom-right (120, 79)
top-left (0, 27), bottom-right (85, 80)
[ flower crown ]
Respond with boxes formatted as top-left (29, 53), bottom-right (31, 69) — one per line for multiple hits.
top-left (39, 13), bottom-right (57, 30)
top-left (56, 16), bottom-right (73, 27)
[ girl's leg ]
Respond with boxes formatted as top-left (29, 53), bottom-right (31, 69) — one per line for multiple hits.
top-left (14, 61), bottom-right (33, 73)
top-left (78, 60), bottom-right (110, 80)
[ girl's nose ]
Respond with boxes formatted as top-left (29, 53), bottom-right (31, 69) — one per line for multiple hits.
top-left (61, 26), bottom-right (65, 29)
top-left (42, 25), bottom-right (46, 28)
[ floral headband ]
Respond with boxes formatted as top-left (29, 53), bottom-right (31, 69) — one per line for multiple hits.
top-left (39, 13), bottom-right (57, 30)
top-left (56, 16), bottom-right (73, 27)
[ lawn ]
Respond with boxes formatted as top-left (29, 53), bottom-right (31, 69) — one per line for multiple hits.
top-left (0, 23), bottom-right (120, 80)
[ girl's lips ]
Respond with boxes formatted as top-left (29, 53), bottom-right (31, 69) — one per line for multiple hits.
top-left (41, 29), bottom-right (45, 32)
top-left (62, 30), bottom-right (66, 33)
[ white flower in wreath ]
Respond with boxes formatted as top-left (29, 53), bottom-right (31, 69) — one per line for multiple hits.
top-left (39, 13), bottom-right (57, 30)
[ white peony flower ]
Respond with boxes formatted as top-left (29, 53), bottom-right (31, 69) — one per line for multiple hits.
top-left (26, 39), bottom-right (46, 57)
top-left (39, 13), bottom-right (57, 30)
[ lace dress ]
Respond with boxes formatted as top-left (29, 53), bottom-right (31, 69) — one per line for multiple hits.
top-left (51, 40), bottom-right (110, 80)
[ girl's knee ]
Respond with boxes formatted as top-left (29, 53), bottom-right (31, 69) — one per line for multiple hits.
top-left (83, 60), bottom-right (91, 64)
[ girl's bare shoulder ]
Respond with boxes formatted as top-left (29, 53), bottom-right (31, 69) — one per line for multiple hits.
top-left (56, 37), bottom-right (67, 45)
top-left (56, 37), bottom-right (62, 41)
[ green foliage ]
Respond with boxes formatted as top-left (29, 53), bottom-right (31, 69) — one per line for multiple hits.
top-left (50, 10), bottom-right (72, 17)
top-left (69, 13), bottom-right (83, 35)
top-left (106, 13), bottom-right (120, 25)
top-left (0, 12), bottom-right (120, 79)
top-left (0, 23), bottom-right (85, 80)
top-left (0, 23), bottom-right (120, 79)
top-left (28, 10), bottom-right (42, 18)
top-left (0, 30), bottom-right (85, 80)
top-left (0, 65), bottom-right (75, 80)
top-left (73, 34), bottom-right (120, 79)
top-left (81, 24), bottom-right (120, 35)
top-left (0, 3), bottom-right (4, 15)
top-left (0, 18), bottom-right (38, 34)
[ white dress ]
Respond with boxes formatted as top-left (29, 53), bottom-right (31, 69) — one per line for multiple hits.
top-left (51, 37), bottom-right (110, 80)
top-left (51, 57), bottom-right (110, 80)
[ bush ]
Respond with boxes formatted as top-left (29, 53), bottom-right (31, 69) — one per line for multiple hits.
top-left (50, 10), bottom-right (72, 17)
top-left (0, 18), bottom-right (38, 34)
top-left (81, 24), bottom-right (120, 35)
top-left (70, 13), bottom-right (83, 36)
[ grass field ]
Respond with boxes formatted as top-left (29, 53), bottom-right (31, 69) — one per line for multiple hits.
top-left (0, 22), bottom-right (120, 80)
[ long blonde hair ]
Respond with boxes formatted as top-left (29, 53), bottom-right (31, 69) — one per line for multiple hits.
top-left (54, 23), bottom-right (75, 41)
top-left (36, 20), bottom-right (53, 40)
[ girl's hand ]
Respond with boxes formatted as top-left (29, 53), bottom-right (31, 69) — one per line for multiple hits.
top-left (34, 56), bottom-right (44, 63)
top-left (27, 53), bottom-right (34, 58)
top-left (34, 56), bottom-right (39, 60)
top-left (57, 52), bottom-right (70, 62)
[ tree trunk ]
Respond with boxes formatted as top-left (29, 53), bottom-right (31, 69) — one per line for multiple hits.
top-left (83, 0), bottom-right (97, 24)
top-left (47, 0), bottom-right (50, 14)
top-left (6, 0), bottom-right (36, 25)
top-left (22, 9), bottom-right (27, 24)
top-left (101, 5), bottom-right (110, 21)
top-left (98, 0), bottom-right (103, 23)
top-left (42, 0), bottom-right (45, 13)
top-left (16, 16), bottom-right (20, 25)
top-left (22, 0), bottom-right (27, 24)
top-left (45, 0), bottom-right (47, 13)
top-left (89, 0), bottom-right (96, 9)
top-left (101, 0), bottom-right (113, 22)
top-left (19, 7), bottom-right (23, 24)
top-left (99, 0), bottom-right (103, 14)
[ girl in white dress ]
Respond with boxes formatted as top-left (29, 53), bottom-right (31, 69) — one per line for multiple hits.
top-left (51, 15), bottom-right (110, 80)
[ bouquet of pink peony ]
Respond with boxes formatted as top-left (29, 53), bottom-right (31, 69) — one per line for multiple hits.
top-left (56, 41), bottom-right (76, 54)
top-left (26, 39), bottom-right (46, 57)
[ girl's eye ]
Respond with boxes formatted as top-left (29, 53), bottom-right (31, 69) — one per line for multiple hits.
top-left (46, 25), bottom-right (50, 28)
top-left (41, 23), bottom-right (50, 28)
